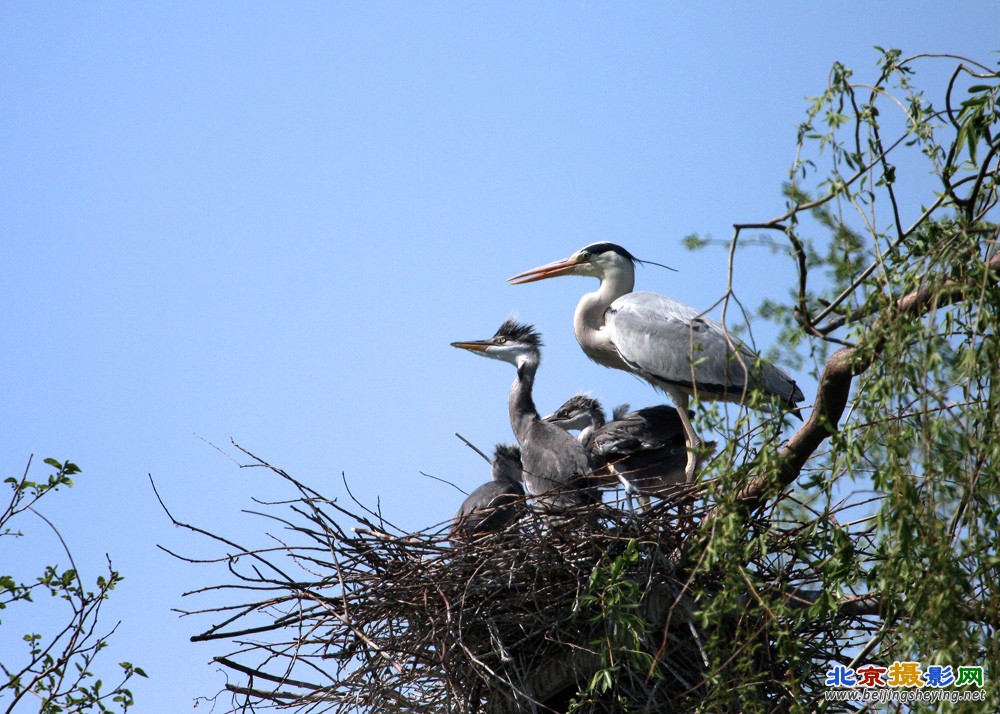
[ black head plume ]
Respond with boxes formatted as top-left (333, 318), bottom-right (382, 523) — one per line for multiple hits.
top-left (580, 242), bottom-right (676, 272)
top-left (581, 242), bottom-right (637, 263)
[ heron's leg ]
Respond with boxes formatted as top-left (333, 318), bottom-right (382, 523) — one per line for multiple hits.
top-left (672, 394), bottom-right (702, 481)
top-left (611, 465), bottom-right (638, 511)
top-left (616, 475), bottom-right (636, 511)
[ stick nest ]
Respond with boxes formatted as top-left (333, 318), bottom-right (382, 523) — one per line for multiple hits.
top-left (160, 446), bottom-right (876, 713)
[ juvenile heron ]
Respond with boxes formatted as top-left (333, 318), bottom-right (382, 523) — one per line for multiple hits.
top-left (545, 394), bottom-right (696, 509)
top-left (452, 443), bottom-right (525, 538)
top-left (509, 242), bottom-right (804, 479)
top-left (451, 319), bottom-right (598, 511)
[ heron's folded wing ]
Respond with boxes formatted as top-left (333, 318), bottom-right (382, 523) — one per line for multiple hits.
top-left (609, 292), bottom-right (803, 406)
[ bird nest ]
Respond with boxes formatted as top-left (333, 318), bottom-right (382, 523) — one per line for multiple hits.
top-left (159, 445), bottom-right (877, 713)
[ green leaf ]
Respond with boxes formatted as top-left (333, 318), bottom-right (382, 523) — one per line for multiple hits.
top-left (683, 233), bottom-right (710, 250)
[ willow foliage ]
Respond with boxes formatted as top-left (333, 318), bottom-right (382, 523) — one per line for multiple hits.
top-left (686, 50), bottom-right (1000, 713)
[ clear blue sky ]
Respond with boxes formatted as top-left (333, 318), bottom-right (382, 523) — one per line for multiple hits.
top-left (2, 4), bottom-right (996, 710)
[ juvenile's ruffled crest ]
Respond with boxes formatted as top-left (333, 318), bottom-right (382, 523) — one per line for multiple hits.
top-left (559, 394), bottom-right (604, 416)
top-left (492, 443), bottom-right (522, 463)
top-left (494, 318), bottom-right (542, 347)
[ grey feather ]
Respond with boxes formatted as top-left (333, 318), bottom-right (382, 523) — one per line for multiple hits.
top-left (608, 292), bottom-right (804, 410)
top-left (452, 444), bottom-right (526, 537)
top-left (545, 395), bottom-right (697, 498)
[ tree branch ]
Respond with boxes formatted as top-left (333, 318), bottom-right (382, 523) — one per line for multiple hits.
top-left (733, 250), bottom-right (1000, 512)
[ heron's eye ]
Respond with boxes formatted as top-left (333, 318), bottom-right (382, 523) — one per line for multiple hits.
top-left (496, 336), bottom-right (507, 344)
top-left (579, 253), bottom-right (591, 262)
top-left (558, 410), bottom-right (569, 418)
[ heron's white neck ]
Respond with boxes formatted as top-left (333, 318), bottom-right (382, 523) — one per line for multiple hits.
top-left (573, 265), bottom-right (635, 368)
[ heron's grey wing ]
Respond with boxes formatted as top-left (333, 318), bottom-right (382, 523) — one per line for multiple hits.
top-left (729, 335), bottom-right (805, 407)
top-left (578, 430), bottom-right (615, 486)
top-left (611, 446), bottom-right (688, 494)
top-left (607, 292), bottom-right (731, 393)
top-left (456, 482), bottom-right (504, 519)
top-left (455, 481), bottom-right (523, 535)
top-left (591, 406), bottom-right (684, 456)
top-left (623, 406), bottom-right (687, 447)
top-left (608, 292), bottom-right (803, 406)
top-left (590, 426), bottom-right (643, 456)
top-left (520, 421), bottom-right (595, 505)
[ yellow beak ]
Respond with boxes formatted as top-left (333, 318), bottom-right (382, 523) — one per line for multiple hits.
top-left (450, 340), bottom-right (491, 353)
top-left (507, 256), bottom-right (582, 284)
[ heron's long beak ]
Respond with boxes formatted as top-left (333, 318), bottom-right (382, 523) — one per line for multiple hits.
top-left (450, 340), bottom-right (491, 353)
top-left (507, 256), bottom-right (581, 284)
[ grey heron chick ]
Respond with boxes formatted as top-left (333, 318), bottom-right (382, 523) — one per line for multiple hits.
top-left (452, 443), bottom-right (526, 538)
top-left (509, 242), bottom-right (804, 480)
top-left (451, 319), bottom-right (599, 511)
top-left (546, 394), bottom-right (697, 509)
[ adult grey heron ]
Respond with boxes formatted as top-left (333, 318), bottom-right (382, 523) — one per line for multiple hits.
top-left (509, 242), bottom-right (804, 480)
top-left (451, 319), bottom-right (599, 511)
top-left (452, 443), bottom-right (526, 538)
top-left (545, 394), bottom-right (695, 510)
